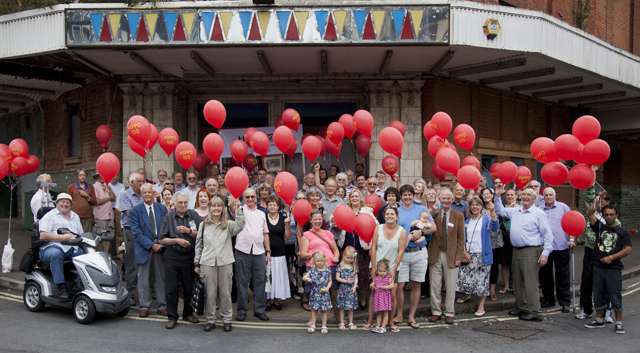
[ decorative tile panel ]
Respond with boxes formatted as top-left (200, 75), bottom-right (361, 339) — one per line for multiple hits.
top-left (66, 6), bottom-right (449, 46)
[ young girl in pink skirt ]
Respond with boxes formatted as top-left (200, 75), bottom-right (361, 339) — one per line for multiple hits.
top-left (370, 259), bottom-right (394, 334)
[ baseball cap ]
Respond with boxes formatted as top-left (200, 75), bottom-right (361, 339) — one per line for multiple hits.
top-left (55, 193), bottom-right (73, 206)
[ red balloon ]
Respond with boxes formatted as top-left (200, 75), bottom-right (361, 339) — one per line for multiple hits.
top-left (561, 211), bottom-right (587, 236)
top-left (541, 161), bottom-right (569, 186)
top-left (230, 140), bottom-right (248, 163)
top-left (302, 135), bottom-right (321, 162)
top-left (250, 131), bottom-right (270, 157)
top-left (25, 155), bottom-right (40, 174)
top-left (365, 194), bottom-right (383, 217)
top-left (275, 115), bottom-right (283, 127)
top-left (128, 136), bottom-right (146, 158)
top-left (96, 125), bottom-right (112, 149)
top-left (514, 166), bottom-right (531, 189)
top-left (146, 124), bottom-right (159, 150)
top-left (333, 205), bottom-right (356, 232)
top-left (462, 156), bottom-right (480, 170)
top-left (327, 122), bottom-right (345, 145)
top-left (96, 152), bottom-right (120, 184)
top-left (0, 148), bottom-right (12, 167)
top-left (201, 151), bottom-right (211, 166)
top-left (339, 114), bottom-right (356, 139)
top-left (202, 133), bottom-right (224, 163)
top-left (423, 120), bottom-right (436, 141)
top-left (428, 136), bottom-right (450, 158)
top-left (0, 144), bottom-right (9, 156)
top-left (554, 134), bottom-right (580, 161)
top-left (274, 171), bottom-right (298, 205)
top-left (389, 121), bottom-right (406, 137)
top-left (568, 163), bottom-right (595, 190)
top-left (457, 166), bottom-right (481, 190)
top-left (158, 128), bottom-right (179, 156)
top-left (10, 156), bottom-right (29, 176)
top-left (243, 154), bottom-right (258, 173)
top-left (572, 115), bottom-right (601, 145)
top-left (355, 134), bottom-right (372, 158)
top-left (244, 127), bottom-right (258, 146)
top-left (292, 199), bottom-right (312, 225)
top-left (301, 133), bottom-right (313, 143)
top-left (530, 137), bottom-right (559, 163)
top-left (583, 139), bottom-right (610, 166)
top-left (432, 163), bottom-right (447, 181)
top-left (381, 156), bottom-right (399, 180)
top-left (379, 127), bottom-right (404, 158)
top-left (0, 159), bottom-right (8, 181)
top-left (355, 213), bottom-right (376, 244)
top-left (175, 141), bottom-right (197, 170)
top-left (573, 143), bottom-right (590, 164)
top-left (282, 108), bottom-right (301, 131)
top-left (285, 138), bottom-right (298, 158)
top-left (436, 148), bottom-right (460, 175)
top-left (317, 136), bottom-right (326, 157)
top-left (273, 126), bottom-right (294, 154)
top-left (325, 138), bottom-right (341, 159)
top-left (127, 115), bottom-right (150, 147)
top-left (192, 153), bottom-right (208, 172)
top-left (498, 161), bottom-right (518, 183)
top-left (489, 163), bottom-right (501, 180)
top-left (226, 166), bottom-right (249, 198)
top-left (203, 100), bottom-right (226, 128)
top-left (353, 110), bottom-right (374, 138)
top-left (453, 124), bottom-right (476, 151)
top-left (9, 138), bottom-right (28, 159)
top-left (431, 112), bottom-right (452, 139)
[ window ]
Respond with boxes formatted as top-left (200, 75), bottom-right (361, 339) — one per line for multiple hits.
top-left (69, 104), bottom-right (81, 157)
top-left (197, 103), bottom-right (269, 128)
top-left (510, 157), bottom-right (524, 167)
top-left (481, 155), bottom-right (496, 189)
top-left (535, 161), bottom-right (546, 186)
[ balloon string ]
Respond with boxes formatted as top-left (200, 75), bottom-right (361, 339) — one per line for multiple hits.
top-left (290, 156), bottom-right (302, 177)
top-left (594, 180), bottom-right (608, 194)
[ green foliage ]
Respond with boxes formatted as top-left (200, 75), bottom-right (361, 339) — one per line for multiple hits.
top-left (572, 0), bottom-right (592, 30)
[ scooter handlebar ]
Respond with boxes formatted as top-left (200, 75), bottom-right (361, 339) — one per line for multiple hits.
top-left (60, 237), bottom-right (83, 246)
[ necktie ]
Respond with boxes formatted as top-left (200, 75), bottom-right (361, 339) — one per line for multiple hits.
top-left (149, 206), bottom-right (156, 237)
top-left (441, 212), bottom-right (448, 251)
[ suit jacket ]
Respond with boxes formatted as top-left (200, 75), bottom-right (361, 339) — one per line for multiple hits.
top-left (428, 208), bottom-right (465, 268)
top-left (130, 202), bottom-right (168, 265)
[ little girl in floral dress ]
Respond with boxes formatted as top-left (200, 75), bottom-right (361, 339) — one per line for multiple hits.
top-left (303, 251), bottom-right (333, 334)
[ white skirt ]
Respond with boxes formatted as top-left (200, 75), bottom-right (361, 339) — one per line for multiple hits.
top-left (266, 256), bottom-right (291, 300)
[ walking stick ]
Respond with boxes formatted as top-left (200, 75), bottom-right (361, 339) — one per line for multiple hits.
top-left (571, 247), bottom-right (576, 313)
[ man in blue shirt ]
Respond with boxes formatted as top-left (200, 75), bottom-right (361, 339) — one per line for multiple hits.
top-left (495, 185), bottom-right (553, 321)
top-left (451, 183), bottom-right (468, 220)
top-left (537, 187), bottom-right (572, 313)
top-left (394, 185), bottom-right (436, 328)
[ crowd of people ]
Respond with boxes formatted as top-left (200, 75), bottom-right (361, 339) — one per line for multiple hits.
top-left (31, 162), bottom-right (631, 334)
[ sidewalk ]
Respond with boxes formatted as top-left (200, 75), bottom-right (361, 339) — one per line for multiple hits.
top-left (3, 217), bottom-right (640, 319)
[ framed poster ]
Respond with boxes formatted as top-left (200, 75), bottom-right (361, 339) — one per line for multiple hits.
top-left (263, 155), bottom-right (284, 172)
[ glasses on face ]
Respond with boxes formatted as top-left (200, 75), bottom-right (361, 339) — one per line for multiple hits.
top-left (159, 174), bottom-right (167, 177)
top-left (187, 177), bottom-right (196, 180)
top-left (245, 195), bottom-right (256, 199)
top-left (367, 182), bottom-right (377, 186)
top-left (165, 183), bottom-right (174, 185)
top-left (377, 175), bottom-right (385, 179)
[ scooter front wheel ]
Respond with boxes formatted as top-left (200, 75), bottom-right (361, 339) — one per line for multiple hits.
top-left (24, 282), bottom-right (46, 312)
top-left (73, 295), bottom-right (96, 324)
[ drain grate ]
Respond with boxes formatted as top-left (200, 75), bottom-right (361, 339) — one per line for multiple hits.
top-left (473, 321), bottom-right (544, 340)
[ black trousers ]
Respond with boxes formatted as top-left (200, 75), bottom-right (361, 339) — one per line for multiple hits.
top-left (490, 247), bottom-right (504, 285)
top-left (165, 250), bottom-right (195, 321)
top-left (538, 248), bottom-right (571, 307)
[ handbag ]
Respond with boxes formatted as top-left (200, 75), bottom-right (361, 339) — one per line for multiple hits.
top-left (191, 274), bottom-right (206, 316)
top-left (19, 248), bottom-right (37, 273)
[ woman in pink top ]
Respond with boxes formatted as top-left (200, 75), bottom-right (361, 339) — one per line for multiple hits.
top-left (300, 211), bottom-right (340, 316)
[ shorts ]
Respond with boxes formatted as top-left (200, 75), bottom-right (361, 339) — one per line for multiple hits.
top-left (93, 219), bottom-right (114, 234)
top-left (397, 247), bottom-right (428, 283)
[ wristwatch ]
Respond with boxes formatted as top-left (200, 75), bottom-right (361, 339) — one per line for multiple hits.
top-left (266, 250), bottom-right (271, 253)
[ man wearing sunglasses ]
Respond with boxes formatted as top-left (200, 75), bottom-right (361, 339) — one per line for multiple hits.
top-left (185, 172), bottom-right (200, 209)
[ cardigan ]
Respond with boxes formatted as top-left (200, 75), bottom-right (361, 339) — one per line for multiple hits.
top-left (465, 215), bottom-right (499, 266)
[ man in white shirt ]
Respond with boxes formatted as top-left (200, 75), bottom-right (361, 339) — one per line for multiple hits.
top-left (153, 170), bottom-right (168, 194)
top-left (185, 172), bottom-right (200, 209)
top-left (31, 173), bottom-right (55, 222)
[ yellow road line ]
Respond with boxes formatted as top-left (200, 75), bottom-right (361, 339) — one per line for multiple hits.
top-left (623, 286), bottom-right (640, 296)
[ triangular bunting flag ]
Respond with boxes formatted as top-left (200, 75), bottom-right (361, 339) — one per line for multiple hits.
top-left (295, 11), bottom-right (308, 37)
top-left (353, 10), bottom-right (366, 38)
top-left (286, 12), bottom-right (298, 40)
top-left (315, 10), bottom-right (328, 38)
top-left (145, 13), bottom-right (158, 40)
top-left (99, 16), bottom-right (112, 42)
top-left (239, 12), bottom-right (252, 37)
top-left (362, 13), bottom-right (375, 39)
top-left (257, 11), bottom-right (270, 38)
top-left (136, 15), bottom-right (149, 41)
top-left (108, 14), bottom-right (121, 41)
top-left (202, 12), bottom-right (215, 39)
top-left (248, 15), bottom-right (261, 40)
top-left (372, 10), bottom-right (384, 37)
top-left (220, 12), bottom-right (233, 38)
top-left (410, 10), bottom-right (423, 36)
top-left (277, 11), bottom-right (290, 39)
top-left (126, 13), bottom-right (140, 38)
top-left (211, 14), bottom-right (224, 41)
top-left (401, 12), bottom-right (414, 39)
top-left (324, 13), bottom-right (337, 40)
top-left (333, 10), bottom-right (346, 37)
top-left (90, 14), bottom-right (103, 40)
top-left (391, 10), bottom-right (404, 37)
top-left (164, 13), bottom-right (177, 41)
top-left (183, 12), bottom-right (195, 39)
top-left (173, 14), bottom-right (186, 41)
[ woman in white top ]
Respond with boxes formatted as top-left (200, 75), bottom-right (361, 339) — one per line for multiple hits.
top-left (363, 207), bottom-right (408, 331)
top-left (455, 196), bottom-right (499, 316)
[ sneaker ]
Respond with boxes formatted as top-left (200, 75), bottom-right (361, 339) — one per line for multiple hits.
top-left (604, 316), bottom-right (614, 324)
top-left (575, 309), bottom-right (592, 320)
top-left (614, 324), bottom-right (625, 334)
top-left (585, 320), bottom-right (605, 329)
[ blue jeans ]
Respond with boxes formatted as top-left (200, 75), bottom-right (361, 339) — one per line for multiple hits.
top-left (39, 246), bottom-right (84, 285)
top-left (592, 266), bottom-right (622, 312)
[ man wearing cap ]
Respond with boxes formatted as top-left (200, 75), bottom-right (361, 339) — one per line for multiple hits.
top-left (38, 193), bottom-right (85, 301)
top-left (92, 173), bottom-right (116, 253)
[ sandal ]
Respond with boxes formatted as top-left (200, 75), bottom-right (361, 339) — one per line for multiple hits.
top-left (408, 321), bottom-right (420, 329)
top-left (307, 325), bottom-right (316, 333)
top-left (490, 291), bottom-right (497, 301)
top-left (499, 288), bottom-right (509, 294)
top-left (371, 326), bottom-right (380, 333)
top-left (363, 323), bottom-right (372, 330)
top-left (377, 327), bottom-right (387, 334)
top-left (456, 294), bottom-right (470, 303)
top-left (307, 321), bottom-right (314, 327)
top-left (338, 323), bottom-right (346, 331)
top-left (321, 326), bottom-right (328, 335)
top-left (349, 323), bottom-right (357, 331)
top-left (390, 325), bottom-right (400, 332)
top-left (301, 301), bottom-right (311, 312)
